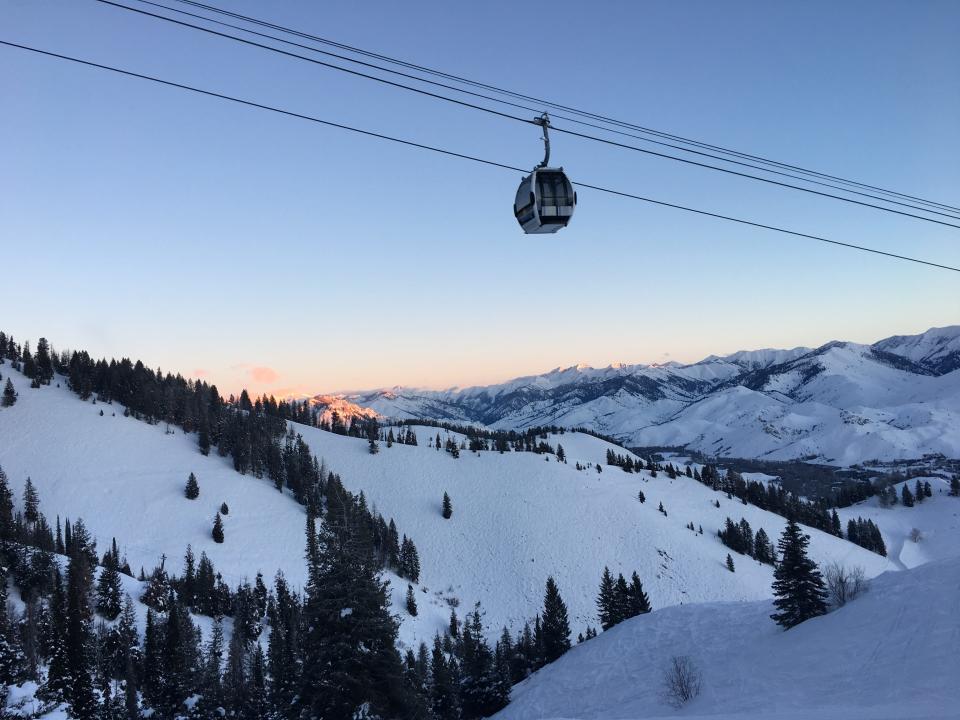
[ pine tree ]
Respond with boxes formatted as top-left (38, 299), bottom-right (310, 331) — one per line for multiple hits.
top-left (770, 519), bottom-right (828, 629)
top-left (140, 563), bottom-right (171, 612)
top-left (246, 644), bottom-right (268, 720)
top-left (212, 512), bottom-right (225, 543)
top-left (184, 472), bottom-right (199, 499)
top-left (540, 576), bottom-right (571, 663)
top-left (35, 337), bottom-right (54, 385)
top-left (597, 567), bottom-right (617, 630)
top-left (141, 610), bottom-right (162, 710)
top-left (96, 563), bottom-right (124, 620)
top-left (901, 483), bottom-right (915, 507)
top-left (399, 536), bottom-right (421, 583)
top-left (2, 378), bottom-right (17, 407)
top-left (627, 571), bottom-right (651, 616)
top-left (0, 567), bottom-right (25, 685)
top-left (556, 444), bottom-right (566, 463)
top-left (220, 501), bottom-right (229, 515)
top-left (41, 569), bottom-right (71, 703)
top-left (23, 476), bottom-right (40, 524)
top-left (297, 500), bottom-right (416, 719)
top-left (459, 603), bottom-right (508, 717)
top-left (65, 548), bottom-right (98, 719)
top-left (754, 527), bottom-right (773, 564)
top-left (726, 553), bottom-right (735, 572)
top-left (612, 573), bottom-right (631, 625)
top-left (442, 491), bottom-right (453, 519)
top-left (430, 635), bottom-right (459, 720)
top-left (405, 584), bottom-right (418, 616)
top-left (950, 476), bottom-right (960, 497)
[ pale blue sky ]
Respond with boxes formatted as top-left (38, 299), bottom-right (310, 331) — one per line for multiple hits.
top-left (2, 0), bottom-right (958, 396)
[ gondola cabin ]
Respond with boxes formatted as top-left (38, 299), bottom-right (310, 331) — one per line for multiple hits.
top-left (514, 168), bottom-right (576, 234)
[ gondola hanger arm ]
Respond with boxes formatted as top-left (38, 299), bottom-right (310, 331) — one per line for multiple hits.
top-left (534, 112), bottom-right (551, 169)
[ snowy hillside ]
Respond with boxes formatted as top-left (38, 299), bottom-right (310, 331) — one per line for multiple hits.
top-left (336, 326), bottom-right (960, 465)
top-left (0, 364), bottom-right (894, 648)
top-left (0, 365), bottom-right (452, 648)
top-left (494, 557), bottom-right (960, 720)
top-left (837, 477), bottom-right (960, 569)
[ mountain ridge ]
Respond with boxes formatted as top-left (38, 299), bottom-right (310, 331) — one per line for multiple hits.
top-left (318, 326), bottom-right (960, 465)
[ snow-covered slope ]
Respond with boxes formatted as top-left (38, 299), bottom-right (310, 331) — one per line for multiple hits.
top-left (291, 424), bottom-right (895, 637)
top-left (495, 557), bottom-right (960, 720)
top-left (0, 366), bottom-right (452, 648)
top-left (335, 326), bottom-right (960, 465)
top-left (837, 477), bottom-right (960, 570)
top-left (0, 364), bottom-right (894, 647)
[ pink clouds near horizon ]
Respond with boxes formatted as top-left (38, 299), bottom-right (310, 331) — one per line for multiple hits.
top-left (249, 366), bottom-right (280, 384)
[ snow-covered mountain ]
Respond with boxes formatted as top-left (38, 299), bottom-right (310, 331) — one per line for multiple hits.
top-left (0, 362), bottom-right (895, 648)
top-left (337, 327), bottom-right (960, 465)
top-left (2, 347), bottom-right (957, 719)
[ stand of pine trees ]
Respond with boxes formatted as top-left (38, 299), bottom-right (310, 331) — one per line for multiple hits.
top-left (596, 567), bottom-right (652, 631)
top-left (719, 517), bottom-right (776, 564)
top-left (845, 517), bottom-right (887, 555)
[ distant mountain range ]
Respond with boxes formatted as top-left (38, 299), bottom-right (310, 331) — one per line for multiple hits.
top-left (319, 327), bottom-right (960, 466)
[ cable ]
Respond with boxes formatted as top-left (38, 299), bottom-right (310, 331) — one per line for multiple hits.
top-left (162, 0), bottom-right (960, 216)
top-left (110, 0), bottom-right (960, 223)
top-left (1, 39), bottom-right (957, 274)
top-left (93, 0), bottom-right (960, 230)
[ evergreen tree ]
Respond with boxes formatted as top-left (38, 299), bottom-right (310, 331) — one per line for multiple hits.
top-left (220, 501), bottom-right (229, 515)
top-left (42, 568), bottom-right (71, 704)
top-left (2, 378), bottom-right (17, 407)
top-left (726, 553), bottom-right (735, 572)
top-left (398, 536), bottom-right (421, 583)
top-left (627, 571), bottom-right (651, 616)
top-left (23, 476), bottom-right (40, 524)
top-left (297, 499), bottom-right (416, 719)
top-left (140, 563), bottom-right (172, 612)
top-left (35, 337), bottom-right (54, 385)
top-left (556, 444), bottom-right (566, 463)
top-left (158, 596), bottom-right (197, 717)
top-left (65, 548), bottom-right (98, 719)
top-left (459, 603), bottom-right (508, 718)
top-left (223, 621), bottom-right (249, 717)
top-left (246, 644), bottom-right (268, 720)
top-left (950, 476), bottom-right (960, 497)
top-left (540, 576), bottom-right (571, 664)
top-left (901, 483), bottom-right (915, 507)
top-left (141, 610), bottom-right (162, 710)
top-left (754, 527), bottom-right (773, 564)
top-left (405, 584), bottom-right (418, 616)
top-left (185, 472), bottom-right (199, 499)
top-left (0, 567), bottom-right (25, 685)
top-left (212, 512), bottom-right (225, 543)
top-left (96, 563), bottom-right (123, 620)
top-left (596, 567), bottom-right (617, 630)
top-left (430, 635), bottom-right (459, 720)
top-left (442, 491), bottom-right (453, 519)
top-left (612, 573), bottom-right (631, 625)
top-left (770, 519), bottom-right (828, 629)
